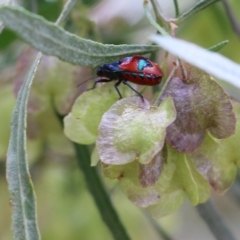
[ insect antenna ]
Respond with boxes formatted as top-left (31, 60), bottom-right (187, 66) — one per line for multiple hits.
top-left (76, 75), bottom-right (96, 87)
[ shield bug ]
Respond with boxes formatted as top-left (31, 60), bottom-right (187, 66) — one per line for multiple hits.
top-left (95, 56), bottom-right (164, 99)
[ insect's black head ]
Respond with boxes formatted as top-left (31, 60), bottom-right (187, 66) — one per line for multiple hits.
top-left (97, 66), bottom-right (104, 76)
top-left (97, 61), bottom-right (122, 77)
top-left (97, 64), bottom-right (113, 76)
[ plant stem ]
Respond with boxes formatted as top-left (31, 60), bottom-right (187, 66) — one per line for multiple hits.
top-left (196, 200), bottom-right (236, 240)
top-left (145, 212), bottom-right (172, 240)
top-left (173, 0), bottom-right (180, 17)
top-left (144, 0), bottom-right (169, 36)
top-left (53, 106), bottom-right (130, 240)
top-left (228, 171), bottom-right (240, 207)
top-left (55, 0), bottom-right (77, 24)
top-left (178, 58), bottom-right (187, 80)
top-left (221, 0), bottom-right (240, 38)
top-left (73, 143), bottom-right (131, 240)
top-left (153, 62), bottom-right (178, 106)
top-left (149, 0), bottom-right (164, 26)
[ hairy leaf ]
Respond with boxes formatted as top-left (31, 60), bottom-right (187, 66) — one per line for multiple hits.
top-left (0, 6), bottom-right (160, 67)
top-left (6, 55), bottom-right (41, 240)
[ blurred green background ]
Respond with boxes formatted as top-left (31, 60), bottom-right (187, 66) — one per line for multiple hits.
top-left (1, 0), bottom-right (240, 239)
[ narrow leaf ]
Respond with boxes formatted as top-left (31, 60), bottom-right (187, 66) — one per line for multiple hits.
top-left (151, 35), bottom-right (240, 89)
top-left (0, 19), bottom-right (3, 33)
top-left (208, 40), bottom-right (229, 52)
top-left (5, 1), bottom-right (77, 239)
top-left (0, 6), bottom-right (160, 67)
top-left (177, 0), bottom-right (220, 23)
top-left (0, 0), bottom-right (14, 33)
top-left (6, 54), bottom-right (42, 240)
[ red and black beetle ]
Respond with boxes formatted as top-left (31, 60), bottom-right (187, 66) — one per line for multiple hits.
top-left (95, 56), bottom-right (164, 99)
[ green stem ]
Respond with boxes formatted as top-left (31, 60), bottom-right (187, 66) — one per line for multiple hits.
top-left (221, 0), bottom-right (240, 38)
top-left (173, 0), bottom-right (180, 17)
top-left (196, 200), bottom-right (236, 240)
top-left (73, 143), bottom-right (131, 240)
top-left (145, 213), bottom-right (172, 240)
top-left (153, 62), bottom-right (178, 106)
top-left (229, 171), bottom-right (240, 206)
top-left (178, 58), bottom-right (187, 80)
top-left (55, 0), bottom-right (77, 24)
top-left (53, 102), bottom-right (130, 240)
top-left (146, 0), bottom-right (169, 36)
top-left (149, 0), bottom-right (164, 27)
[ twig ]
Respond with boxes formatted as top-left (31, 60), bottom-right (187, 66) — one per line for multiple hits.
top-left (73, 144), bottom-right (131, 240)
top-left (221, 0), bottom-right (240, 38)
top-left (145, 212), bottom-right (172, 240)
top-left (196, 200), bottom-right (236, 240)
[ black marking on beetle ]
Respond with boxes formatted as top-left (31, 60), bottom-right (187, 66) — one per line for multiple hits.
top-left (131, 73), bottom-right (137, 78)
top-left (147, 75), bottom-right (152, 80)
top-left (139, 73), bottom-right (144, 79)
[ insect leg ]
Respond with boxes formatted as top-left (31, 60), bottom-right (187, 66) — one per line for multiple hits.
top-left (90, 78), bottom-right (113, 90)
top-left (122, 81), bottom-right (144, 101)
top-left (114, 79), bottom-right (123, 99)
